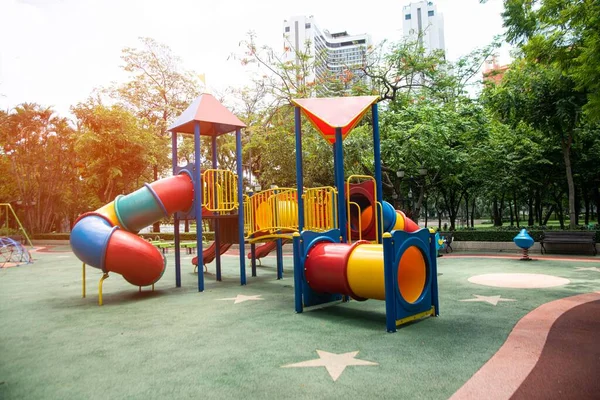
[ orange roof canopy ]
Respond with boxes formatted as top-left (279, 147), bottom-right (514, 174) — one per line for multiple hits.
top-left (291, 96), bottom-right (378, 144)
top-left (169, 93), bottom-right (246, 136)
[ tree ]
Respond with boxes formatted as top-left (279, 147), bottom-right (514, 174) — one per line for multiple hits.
top-left (0, 104), bottom-right (76, 233)
top-left (113, 37), bottom-right (202, 231)
top-left (484, 59), bottom-right (587, 228)
top-left (72, 102), bottom-right (158, 207)
top-left (500, 0), bottom-right (600, 121)
top-left (233, 32), bottom-right (372, 189)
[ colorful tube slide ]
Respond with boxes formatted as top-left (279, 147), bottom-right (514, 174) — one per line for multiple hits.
top-left (348, 181), bottom-right (418, 239)
top-left (304, 240), bottom-right (427, 303)
top-left (70, 174), bottom-right (194, 287)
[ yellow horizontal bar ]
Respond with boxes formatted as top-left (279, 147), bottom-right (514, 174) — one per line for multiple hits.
top-left (395, 306), bottom-right (435, 327)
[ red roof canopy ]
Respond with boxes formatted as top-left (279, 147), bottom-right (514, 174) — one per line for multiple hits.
top-left (291, 96), bottom-right (378, 144)
top-left (169, 93), bottom-right (246, 136)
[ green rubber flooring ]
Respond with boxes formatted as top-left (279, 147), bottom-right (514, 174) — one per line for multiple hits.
top-left (0, 249), bottom-right (599, 399)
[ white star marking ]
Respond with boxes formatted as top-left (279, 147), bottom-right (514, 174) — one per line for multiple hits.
top-left (574, 267), bottom-right (600, 272)
top-left (282, 350), bottom-right (378, 381)
top-left (460, 294), bottom-right (516, 306)
top-left (217, 294), bottom-right (264, 304)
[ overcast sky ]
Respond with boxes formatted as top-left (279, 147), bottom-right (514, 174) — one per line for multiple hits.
top-left (0, 0), bottom-right (510, 116)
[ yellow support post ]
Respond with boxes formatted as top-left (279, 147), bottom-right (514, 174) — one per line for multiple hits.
top-left (0, 203), bottom-right (34, 249)
top-left (98, 273), bottom-right (109, 306)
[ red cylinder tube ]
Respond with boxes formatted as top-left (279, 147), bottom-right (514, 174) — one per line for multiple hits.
top-left (150, 174), bottom-right (194, 215)
top-left (304, 241), bottom-right (367, 299)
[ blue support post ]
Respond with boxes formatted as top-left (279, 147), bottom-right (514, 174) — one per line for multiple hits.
top-left (334, 128), bottom-right (347, 243)
top-left (372, 103), bottom-right (384, 243)
top-left (250, 243), bottom-right (257, 277)
top-left (171, 130), bottom-right (182, 288)
top-left (429, 231), bottom-right (440, 316)
top-left (382, 232), bottom-right (397, 332)
top-left (276, 238), bottom-right (283, 279)
top-left (333, 143), bottom-right (338, 189)
top-left (194, 122), bottom-right (204, 292)
top-left (294, 107), bottom-right (305, 231)
top-left (235, 128), bottom-right (246, 285)
top-left (292, 232), bottom-right (303, 313)
top-left (211, 135), bottom-right (222, 281)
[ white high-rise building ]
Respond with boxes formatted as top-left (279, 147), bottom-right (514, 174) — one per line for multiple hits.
top-left (282, 15), bottom-right (372, 89)
top-left (402, 1), bottom-right (445, 55)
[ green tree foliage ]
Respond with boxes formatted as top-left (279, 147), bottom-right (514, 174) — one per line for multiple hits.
top-left (483, 59), bottom-right (587, 227)
top-left (72, 103), bottom-right (158, 207)
top-left (500, 0), bottom-right (600, 120)
top-left (233, 32), bottom-right (373, 189)
top-left (0, 104), bottom-right (76, 233)
top-left (112, 37), bottom-right (202, 231)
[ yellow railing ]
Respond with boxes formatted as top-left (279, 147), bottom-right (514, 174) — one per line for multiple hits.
top-left (346, 175), bottom-right (380, 243)
top-left (242, 194), bottom-right (252, 234)
top-left (202, 169), bottom-right (238, 212)
top-left (348, 201), bottom-right (361, 243)
top-left (245, 188), bottom-right (298, 239)
top-left (303, 186), bottom-right (338, 232)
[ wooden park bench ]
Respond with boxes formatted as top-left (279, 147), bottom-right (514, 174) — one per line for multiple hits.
top-left (540, 231), bottom-right (597, 256)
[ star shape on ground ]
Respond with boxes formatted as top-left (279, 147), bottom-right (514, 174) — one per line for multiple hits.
top-left (282, 350), bottom-right (378, 381)
top-left (216, 294), bottom-right (264, 304)
top-left (574, 267), bottom-right (600, 272)
top-left (460, 294), bottom-right (516, 306)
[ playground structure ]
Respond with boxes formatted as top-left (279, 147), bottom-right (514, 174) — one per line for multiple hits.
top-left (286, 96), bottom-right (439, 333)
top-left (514, 228), bottom-right (535, 261)
top-left (68, 93), bottom-right (439, 329)
top-left (0, 237), bottom-right (33, 268)
top-left (0, 203), bottom-right (34, 268)
top-left (70, 94), bottom-right (247, 304)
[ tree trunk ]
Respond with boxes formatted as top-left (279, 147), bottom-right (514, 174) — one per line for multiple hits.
top-left (513, 190), bottom-right (519, 228)
top-left (464, 193), bottom-right (469, 228)
top-left (470, 198), bottom-right (476, 228)
top-left (594, 186), bottom-right (600, 224)
top-left (528, 189), bottom-right (534, 226)
top-left (535, 189), bottom-right (543, 225)
top-left (561, 137), bottom-right (576, 228)
top-left (542, 204), bottom-right (555, 226)
top-left (492, 197), bottom-right (504, 227)
top-left (508, 200), bottom-right (514, 226)
top-left (583, 186), bottom-right (590, 225)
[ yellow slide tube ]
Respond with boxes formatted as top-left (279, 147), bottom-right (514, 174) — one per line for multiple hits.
top-left (346, 243), bottom-right (427, 303)
top-left (95, 201), bottom-right (123, 229)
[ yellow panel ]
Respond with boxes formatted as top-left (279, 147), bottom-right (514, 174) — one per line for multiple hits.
top-left (95, 201), bottom-right (121, 227)
top-left (346, 244), bottom-right (385, 300)
top-left (398, 246), bottom-right (426, 303)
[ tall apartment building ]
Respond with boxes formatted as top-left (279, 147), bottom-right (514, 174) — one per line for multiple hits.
top-left (402, 1), bottom-right (445, 55)
top-left (282, 15), bottom-right (372, 89)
